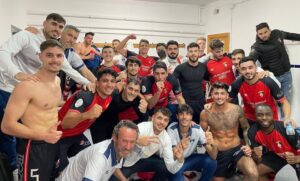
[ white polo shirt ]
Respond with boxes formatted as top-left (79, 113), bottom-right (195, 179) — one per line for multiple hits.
top-left (123, 121), bottom-right (183, 174)
top-left (167, 122), bottom-right (207, 157)
top-left (0, 29), bottom-right (89, 92)
top-left (57, 139), bottom-right (123, 181)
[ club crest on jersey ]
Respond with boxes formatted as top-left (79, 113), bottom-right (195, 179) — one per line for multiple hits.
top-left (223, 62), bottom-right (228, 67)
top-left (276, 141), bottom-right (282, 149)
top-left (258, 91), bottom-right (264, 97)
top-left (75, 98), bottom-right (83, 108)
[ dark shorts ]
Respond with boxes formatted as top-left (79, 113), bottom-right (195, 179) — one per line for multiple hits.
top-left (261, 151), bottom-right (300, 179)
top-left (214, 144), bottom-right (244, 178)
top-left (59, 134), bottom-right (91, 171)
top-left (17, 139), bottom-right (59, 181)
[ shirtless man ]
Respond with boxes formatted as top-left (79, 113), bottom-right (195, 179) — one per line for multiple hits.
top-left (200, 82), bottom-right (258, 181)
top-left (75, 32), bottom-right (101, 70)
top-left (1, 39), bottom-right (64, 181)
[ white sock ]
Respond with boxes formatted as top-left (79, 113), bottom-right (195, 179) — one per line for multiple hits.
top-left (12, 169), bottom-right (18, 181)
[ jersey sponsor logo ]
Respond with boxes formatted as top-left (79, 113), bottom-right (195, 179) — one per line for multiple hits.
top-left (75, 98), bottom-right (84, 108)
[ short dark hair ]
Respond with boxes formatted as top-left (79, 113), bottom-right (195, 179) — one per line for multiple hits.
top-left (209, 39), bottom-right (224, 50)
top-left (231, 49), bottom-right (245, 56)
top-left (256, 22), bottom-right (270, 31)
top-left (125, 56), bottom-right (141, 67)
top-left (177, 104), bottom-right (193, 115)
top-left (46, 13), bottom-right (66, 24)
top-left (97, 68), bottom-right (118, 80)
top-left (153, 61), bottom-right (167, 72)
top-left (167, 40), bottom-right (179, 48)
top-left (211, 82), bottom-right (229, 93)
top-left (113, 120), bottom-right (139, 138)
top-left (102, 45), bottom-right (113, 52)
top-left (85, 32), bottom-right (94, 37)
top-left (239, 56), bottom-right (256, 66)
top-left (126, 78), bottom-right (141, 86)
top-left (139, 39), bottom-right (149, 45)
top-left (156, 43), bottom-right (166, 49)
top-left (112, 39), bottom-right (120, 43)
top-left (40, 39), bottom-right (64, 52)
top-left (154, 107), bottom-right (172, 118)
top-left (187, 42), bottom-right (199, 50)
top-left (63, 25), bottom-right (80, 33)
top-left (255, 103), bottom-right (273, 114)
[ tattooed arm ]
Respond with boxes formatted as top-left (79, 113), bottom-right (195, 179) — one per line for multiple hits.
top-left (238, 106), bottom-right (250, 145)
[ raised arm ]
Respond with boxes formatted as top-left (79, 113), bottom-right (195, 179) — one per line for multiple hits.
top-left (116, 34), bottom-right (136, 57)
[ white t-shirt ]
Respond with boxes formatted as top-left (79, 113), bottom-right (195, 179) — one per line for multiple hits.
top-left (123, 121), bottom-right (183, 174)
top-left (167, 122), bottom-right (207, 157)
top-left (113, 54), bottom-right (127, 66)
top-left (57, 139), bottom-right (123, 181)
top-left (0, 29), bottom-right (89, 92)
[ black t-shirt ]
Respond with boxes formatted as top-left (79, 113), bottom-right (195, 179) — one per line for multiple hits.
top-left (173, 62), bottom-right (208, 101)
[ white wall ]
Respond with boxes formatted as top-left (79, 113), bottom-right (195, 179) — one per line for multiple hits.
top-left (21, 0), bottom-right (205, 56)
top-left (0, 0), bottom-right (27, 44)
top-left (204, 0), bottom-right (300, 121)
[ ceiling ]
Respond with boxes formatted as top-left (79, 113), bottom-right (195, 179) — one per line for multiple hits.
top-left (135, 0), bottom-right (219, 6)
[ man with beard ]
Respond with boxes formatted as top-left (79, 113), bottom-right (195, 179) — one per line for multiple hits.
top-left (110, 108), bottom-right (184, 181)
top-left (1, 40), bottom-right (65, 181)
top-left (0, 13), bottom-right (93, 179)
top-left (231, 49), bottom-right (279, 86)
top-left (58, 69), bottom-right (117, 171)
top-left (162, 40), bottom-right (182, 73)
top-left (200, 82), bottom-right (258, 181)
top-left (173, 42), bottom-right (209, 123)
top-left (116, 34), bottom-right (158, 77)
top-left (75, 32), bottom-right (101, 71)
top-left (249, 104), bottom-right (300, 181)
top-left (90, 78), bottom-right (148, 144)
top-left (206, 39), bottom-right (235, 86)
top-left (250, 22), bottom-right (300, 103)
top-left (229, 57), bottom-right (292, 125)
top-left (57, 121), bottom-right (139, 181)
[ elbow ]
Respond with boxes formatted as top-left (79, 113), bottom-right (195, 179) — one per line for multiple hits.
top-left (61, 120), bottom-right (74, 130)
top-left (1, 121), bottom-right (11, 135)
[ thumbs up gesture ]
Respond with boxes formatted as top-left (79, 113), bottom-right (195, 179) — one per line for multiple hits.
top-left (205, 126), bottom-right (214, 145)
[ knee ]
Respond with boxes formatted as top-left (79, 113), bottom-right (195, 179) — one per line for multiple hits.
top-left (244, 166), bottom-right (259, 180)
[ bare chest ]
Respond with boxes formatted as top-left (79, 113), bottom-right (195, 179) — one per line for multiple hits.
top-left (206, 109), bottom-right (240, 131)
top-left (30, 83), bottom-right (61, 109)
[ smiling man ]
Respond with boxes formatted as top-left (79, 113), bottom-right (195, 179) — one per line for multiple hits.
top-left (58, 69), bottom-right (117, 171)
top-left (111, 108), bottom-right (184, 181)
top-left (57, 120), bottom-right (139, 181)
top-left (248, 104), bottom-right (300, 181)
top-left (200, 82), bottom-right (257, 181)
top-left (1, 40), bottom-right (65, 181)
top-left (229, 56), bottom-right (292, 125)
